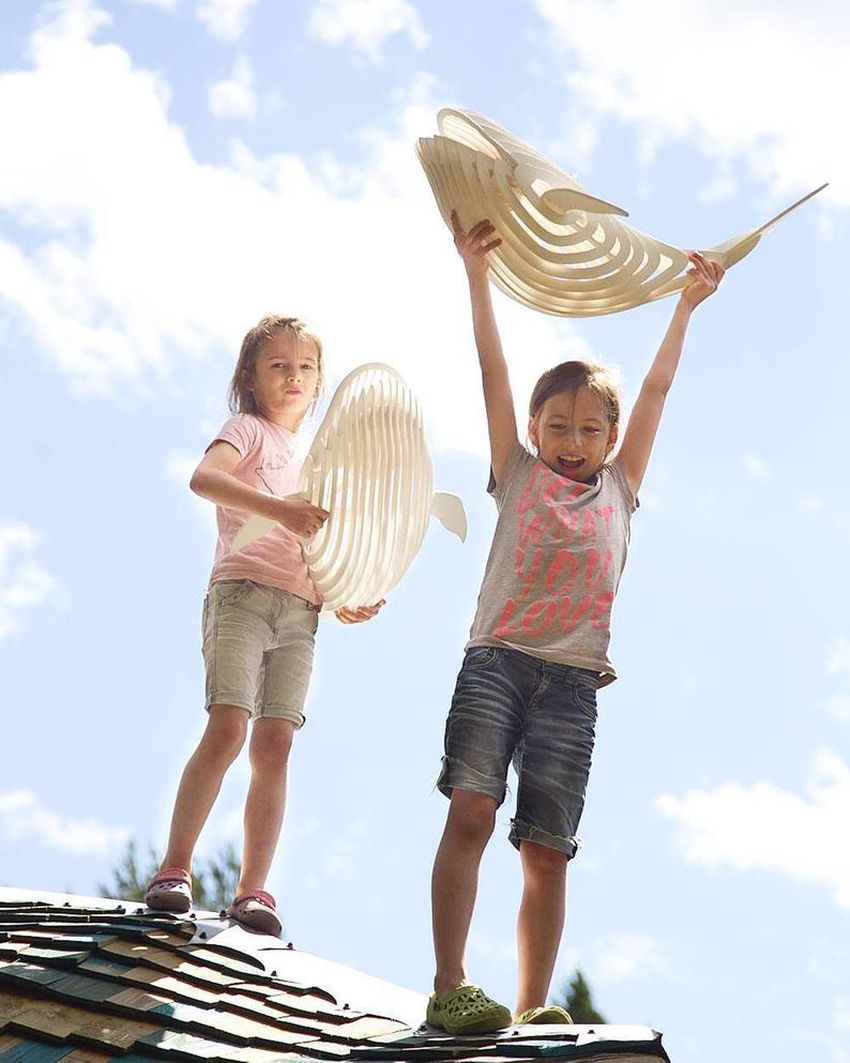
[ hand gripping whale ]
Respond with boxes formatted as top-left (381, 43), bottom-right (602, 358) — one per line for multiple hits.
top-left (231, 364), bottom-right (467, 612)
top-left (416, 108), bottom-right (827, 317)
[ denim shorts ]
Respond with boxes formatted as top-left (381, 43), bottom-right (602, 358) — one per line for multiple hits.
top-left (437, 645), bottom-right (599, 858)
top-left (202, 580), bottom-right (319, 728)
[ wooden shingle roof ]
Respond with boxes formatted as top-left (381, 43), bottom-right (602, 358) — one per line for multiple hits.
top-left (0, 890), bottom-right (670, 1062)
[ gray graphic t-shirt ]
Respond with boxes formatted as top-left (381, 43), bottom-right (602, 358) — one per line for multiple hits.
top-left (467, 443), bottom-right (637, 684)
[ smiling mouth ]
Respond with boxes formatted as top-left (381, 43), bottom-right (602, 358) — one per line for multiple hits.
top-left (557, 455), bottom-right (585, 470)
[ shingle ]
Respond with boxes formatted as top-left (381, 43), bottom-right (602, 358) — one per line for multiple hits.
top-left (71, 1013), bottom-right (162, 1053)
top-left (8, 999), bottom-right (103, 1042)
top-left (104, 986), bottom-right (170, 1014)
top-left (0, 1037), bottom-right (75, 1061)
top-left (0, 964), bottom-right (70, 990)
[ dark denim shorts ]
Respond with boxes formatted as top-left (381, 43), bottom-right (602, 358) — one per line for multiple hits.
top-left (437, 645), bottom-right (599, 858)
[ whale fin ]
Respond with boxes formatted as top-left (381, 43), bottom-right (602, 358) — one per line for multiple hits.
top-left (431, 491), bottom-right (467, 543)
top-left (229, 492), bottom-right (311, 554)
top-left (230, 514), bottom-right (277, 554)
top-left (704, 183), bottom-right (828, 269)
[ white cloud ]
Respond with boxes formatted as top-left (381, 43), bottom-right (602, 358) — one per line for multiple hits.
top-left (308, 0), bottom-right (428, 60)
top-left (826, 694), bottom-right (850, 722)
top-left (657, 748), bottom-right (850, 908)
top-left (827, 636), bottom-right (850, 676)
top-left (0, 522), bottom-right (56, 640)
top-left (826, 637), bottom-right (850, 723)
top-left (209, 55), bottom-right (256, 119)
top-left (799, 495), bottom-right (822, 513)
top-left (591, 932), bottom-right (667, 984)
top-left (197, 0), bottom-right (257, 40)
top-left (535, 0), bottom-right (848, 205)
top-left (742, 452), bottom-right (769, 478)
top-left (164, 451), bottom-right (197, 482)
top-left (0, 790), bottom-right (130, 854)
top-left (0, 9), bottom-right (598, 457)
top-left (836, 995), bottom-right (850, 1031)
top-left (698, 169), bottom-right (738, 204)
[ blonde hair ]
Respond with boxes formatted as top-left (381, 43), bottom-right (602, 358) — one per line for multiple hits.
top-left (529, 360), bottom-right (621, 430)
top-left (228, 315), bottom-right (324, 419)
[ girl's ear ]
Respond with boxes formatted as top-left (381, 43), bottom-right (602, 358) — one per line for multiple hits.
top-left (606, 424), bottom-right (619, 456)
top-left (528, 416), bottom-right (540, 454)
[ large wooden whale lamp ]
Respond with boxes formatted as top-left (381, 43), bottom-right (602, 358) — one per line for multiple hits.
top-left (232, 364), bottom-right (467, 612)
top-left (417, 108), bottom-right (827, 317)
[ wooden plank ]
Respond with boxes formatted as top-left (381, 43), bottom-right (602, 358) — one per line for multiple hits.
top-left (0, 1037), bottom-right (75, 1061)
top-left (72, 1014), bottom-right (160, 1053)
top-left (119, 969), bottom-right (220, 1005)
top-left (328, 1016), bottom-right (411, 1040)
top-left (104, 987), bottom-right (168, 1013)
top-left (8, 1001), bottom-right (92, 1041)
top-left (181, 948), bottom-right (264, 979)
top-left (96, 943), bottom-right (241, 988)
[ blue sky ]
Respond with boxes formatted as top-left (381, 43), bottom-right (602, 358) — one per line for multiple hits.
top-left (1, 1), bottom-right (848, 1061)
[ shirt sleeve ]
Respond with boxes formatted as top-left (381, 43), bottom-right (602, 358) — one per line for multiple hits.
top-left (488, 442), bottom-right (535, 506)
top-left (608, 460), bottom-right (639, 513)
top-left (207, 414), bottom-right (259, 458)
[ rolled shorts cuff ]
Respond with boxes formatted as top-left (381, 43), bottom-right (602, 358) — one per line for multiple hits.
top-left (205, 694), bottom-right (253, 715)
top-left (205, 695), bottom-right (305, 729)
top-left (436, 754), bottom-right (507, 805)
top-left (509, 816), bottom-right (581, 859)
top-left (259, 704), bottom-right (306, 729)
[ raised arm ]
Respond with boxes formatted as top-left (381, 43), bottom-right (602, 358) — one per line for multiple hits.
top-left (451, 211), bottom-right (518, 484)
top-left (616, 253), bottom-right (725, 495)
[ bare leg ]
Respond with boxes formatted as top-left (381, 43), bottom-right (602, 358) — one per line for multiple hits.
top-left (161, 705), bottom-right (248, 872)
top-left (431, 789), bottom-right (497, 997)
top-left (236, 717), bottom-right (295, 895)
top-left (516, 840), bottom-right (568, 1015)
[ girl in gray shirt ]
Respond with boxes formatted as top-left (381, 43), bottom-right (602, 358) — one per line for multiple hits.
top-left (426, 212), bottom-right (725, 1035)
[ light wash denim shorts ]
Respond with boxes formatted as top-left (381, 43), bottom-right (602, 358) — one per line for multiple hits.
top-left (202, 580), bottom-right (319, 728)
top-left (437, 645), bottom-right (599, 858)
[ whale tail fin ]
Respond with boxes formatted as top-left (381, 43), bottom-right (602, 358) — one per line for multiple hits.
top-left (704, 183), bottom-right (829, 269)
top-left (431, 492), bottom-right (467, 543)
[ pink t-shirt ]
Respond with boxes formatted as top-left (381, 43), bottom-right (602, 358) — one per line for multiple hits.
top-left (206, 414), bottom-right (321, 606)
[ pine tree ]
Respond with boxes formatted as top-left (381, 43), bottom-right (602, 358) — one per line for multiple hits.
top-left (98, 839), bottom-right (240, 912)
top-left (560, 969), bottom-right (607, 1024)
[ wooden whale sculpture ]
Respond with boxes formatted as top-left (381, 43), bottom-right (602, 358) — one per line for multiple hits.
top-left (417, 108), bottom-right (827, 317)
top-left (231, 364), bottom-right (467, 611)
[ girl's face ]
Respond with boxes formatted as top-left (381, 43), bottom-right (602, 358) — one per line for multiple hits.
top-left (247, 331), bottom-right (321, 428)
top-left (528, 386), bottom-right (617, 482)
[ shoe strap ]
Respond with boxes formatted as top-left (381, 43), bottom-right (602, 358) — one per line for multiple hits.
top-left (233, 890), bottom-right (276, 909)
top-left (149, 867), bottom-right (191, 887)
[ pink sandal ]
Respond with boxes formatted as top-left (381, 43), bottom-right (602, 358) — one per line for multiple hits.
top-left (144, 867), bottom-right (192, 913)
top-left (226, 890), bottom-right (282, 936)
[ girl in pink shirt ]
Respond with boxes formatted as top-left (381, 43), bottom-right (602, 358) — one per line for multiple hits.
top-left (145, 316), bottom-right (383, 935)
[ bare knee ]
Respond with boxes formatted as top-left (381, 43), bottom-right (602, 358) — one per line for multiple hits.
top-left (446, 789), bottom-right (498, 847)
top-left (200, 705), bottom-right (249, 764)
top-left (521, 839), bottom-right (569, 878)
top-left (249, 719), bottom-right (295, 774)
